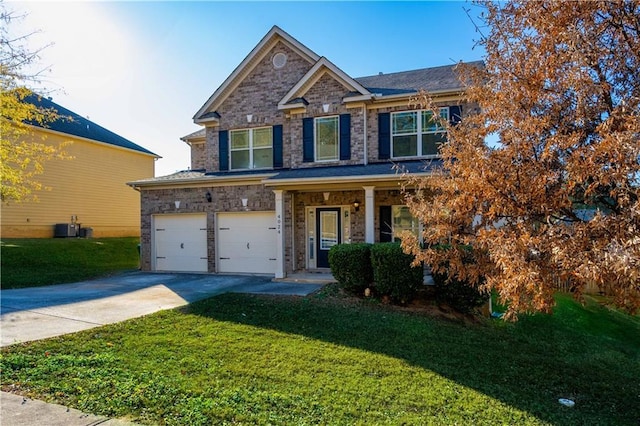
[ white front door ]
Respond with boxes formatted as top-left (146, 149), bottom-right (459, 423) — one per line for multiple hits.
top-left (153, 214), bottom-right (208, 272)
top-left (217, 212), bottom-right (277, 274)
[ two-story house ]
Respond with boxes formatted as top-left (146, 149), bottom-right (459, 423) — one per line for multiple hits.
top-left (129, 26), bottom-right (478, 278)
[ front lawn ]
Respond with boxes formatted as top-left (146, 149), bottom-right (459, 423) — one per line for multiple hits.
top-left (0, 238), bottom-right (140, 289)
top-left (2, 287), bottom-right (638, 425)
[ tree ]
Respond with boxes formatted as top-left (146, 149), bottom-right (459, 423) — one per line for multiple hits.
top-left (1, 1), bottom-right (70, 202)
top-left (402, 0), bottom-right (640, 319)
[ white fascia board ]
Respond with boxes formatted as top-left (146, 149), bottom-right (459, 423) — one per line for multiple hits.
top-left (194, 26), bottom-right (320, 122)
top-left (343, 94), bottom-right (373, 103)
top-left (278, 57), bottom-right (371, 108)
top-left (371, 88), bottom-right (465, 103)
top-left (193, 116), bottom-right (220, 125)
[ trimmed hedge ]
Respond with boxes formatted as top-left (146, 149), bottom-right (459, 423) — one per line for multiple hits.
top-left (431, 246), bottom-right (488, 313)
top-left (328, 243), bottom-right (373, 294)
top-left (370, 243), bottom-right (423, 303)
top-left (433, 270), bottom-right (488, 313)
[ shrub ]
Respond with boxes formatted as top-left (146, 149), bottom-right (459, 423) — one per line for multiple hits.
top-left (328, 243), bottom-right (373, 294)
top-left (370, 243), bottom-right (423, 304)
top-left (432, 262), bottom-right (488, 314)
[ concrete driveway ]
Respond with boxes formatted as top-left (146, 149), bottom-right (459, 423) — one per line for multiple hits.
top-left (0, 272), bottom-right (323, 347)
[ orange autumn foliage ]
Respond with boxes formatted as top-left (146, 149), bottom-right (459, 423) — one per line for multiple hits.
top-left (402, 0), bottom-right (640, 319)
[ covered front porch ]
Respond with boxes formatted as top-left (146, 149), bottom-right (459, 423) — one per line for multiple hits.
top-left (266, 161), bottom-right (438, 279)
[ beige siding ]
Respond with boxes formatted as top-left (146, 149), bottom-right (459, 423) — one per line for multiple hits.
top-left (1, 129), bottom-right (155, 238)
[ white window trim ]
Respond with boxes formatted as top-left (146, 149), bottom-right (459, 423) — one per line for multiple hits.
top-left (314, 115), bottom-right (340, 162)
top-left (391, 108), bottom-right (449, 159)
top-left (229, 126), bottom-right (273, 171)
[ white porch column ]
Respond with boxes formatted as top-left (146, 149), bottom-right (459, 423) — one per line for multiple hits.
top-left (273, 189), bottom-right (286, 279)
top-left (363, 186), bottom-right (375, 243)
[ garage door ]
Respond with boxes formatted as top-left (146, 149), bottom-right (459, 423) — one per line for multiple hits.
top-left (153, 214), bottom-right (207, 272)
top-left (217, 212), bottom-right (277, 274)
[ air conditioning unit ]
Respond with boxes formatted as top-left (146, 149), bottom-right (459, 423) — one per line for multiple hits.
top-left (54, 223), bottom-right (78, 238)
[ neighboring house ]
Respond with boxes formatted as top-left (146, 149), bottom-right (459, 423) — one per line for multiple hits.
top-left (128, 26), bottom-right (479, 277)
top-left (1, 95), bottom-right (158, 238)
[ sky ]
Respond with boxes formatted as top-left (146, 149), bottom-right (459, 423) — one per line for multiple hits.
top-left (9, 1), bottom-right (486, 177)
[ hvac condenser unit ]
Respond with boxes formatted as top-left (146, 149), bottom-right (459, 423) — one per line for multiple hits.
top-left (54, 223), bottom-right (78, 238)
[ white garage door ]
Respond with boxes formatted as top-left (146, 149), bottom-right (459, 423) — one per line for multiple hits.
top-left (153, 214), bottom-right (207, 272)
top-left (217, 212), bottom-right (277, 274)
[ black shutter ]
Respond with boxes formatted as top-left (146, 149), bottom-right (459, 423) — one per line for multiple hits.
top-left (449, 105), bottom-right (462, 125)
top-left (273, 125), bottom-right (283, 168)
top-left (339, 113), bottom-right (351, 160)
top-left (378, 112), bottom-right (391, 159)
top-left (302, 117), bottom-right (314, 162)
top-left (379, 206), bottom-right (392, 242)
top-left (219, 130), bottom-right (229, 171)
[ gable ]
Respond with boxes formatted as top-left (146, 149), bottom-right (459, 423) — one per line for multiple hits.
top-left (194, 26), bottom-right (320, 124)
top-left (278, 57), bottom-right (371, 110)
top-left (215, 41), bottom-right (314, 127)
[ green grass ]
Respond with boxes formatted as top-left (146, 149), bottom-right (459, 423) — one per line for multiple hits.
top-left (0, 238), bottom-right (140, 289)
top-left (1, 287), bottom-right (639, 425)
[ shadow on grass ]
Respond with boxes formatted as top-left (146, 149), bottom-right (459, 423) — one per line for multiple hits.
top-left (185, 290), bottom-right (640, 425)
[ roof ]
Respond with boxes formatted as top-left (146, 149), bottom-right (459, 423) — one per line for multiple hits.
top-left (24, 94), bottom-right (158, 157)
top-left (278, 57), bottom-right (370, 109)
top-left (264, 160), bottom-right (443, 181)
top-left (355, 61), bottom-right (484, 96)
top-left (194, 25), bottom-right (321, 122)
top-left (128, 160), bottom-right (443, 188)
top-left (181, 128), bottom-right (206, 142)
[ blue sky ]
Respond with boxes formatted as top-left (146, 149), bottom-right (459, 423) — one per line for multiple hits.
top-left (12, 1), bottom-right (485, 176)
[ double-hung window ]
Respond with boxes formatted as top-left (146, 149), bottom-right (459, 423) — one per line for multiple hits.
top-left (391, 108), bottom-right (449, 158)
top-left (392, 205), bottom-right (420, 241)
top-left (315, 116), bottom-right (339, 161)
top-left (230, 127), bottom-right (273, 170)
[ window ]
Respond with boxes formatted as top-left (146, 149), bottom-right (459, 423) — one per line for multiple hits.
top-left (391, 108), bottom-right (448, 158)
top-left (230, 127), bottom-right (273, 170)
top-left (315, 116), bottom-right (339, 161)
top-left (392, 206), bottom-right (420, 241)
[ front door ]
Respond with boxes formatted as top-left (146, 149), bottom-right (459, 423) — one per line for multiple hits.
top-left (316, 208), bottom-right (341, 268)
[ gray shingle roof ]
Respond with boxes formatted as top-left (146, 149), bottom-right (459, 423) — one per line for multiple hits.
top-left (355, 61), bottom-right (483, 95)
top-left (267, 160), bottom-right (443, 180)
top-left (181, 128), bottom-right (206, 141)
top-left (24, 94), bottom-right (158, 156)
top-left (129, 160), bottom-right (442, 187)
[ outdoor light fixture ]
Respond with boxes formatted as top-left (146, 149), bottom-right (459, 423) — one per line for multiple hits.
top-left (323, 192), bottom-right (330, 201)
top-left (241, 198), bottom-right (249, 209)
top-left (206, 191), bottom-right (212, 203)
top-left (174, 200), bottom-right (181, 209)
top-left (246, 114), bottom-right (253, 123)
top-left (353, 200), bottom-right (361, 212)
top-left (322, 103), bottom-right (330, 113)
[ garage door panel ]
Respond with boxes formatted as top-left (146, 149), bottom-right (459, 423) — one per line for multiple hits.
top-left (153, 214), bottom-right (207, 272)
top-left (217, 212), bottom-right (276, 274)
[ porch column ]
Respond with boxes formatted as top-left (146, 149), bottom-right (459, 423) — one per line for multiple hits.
top-left (363, 186), bottom-right (375, 243)
top-left (273, 189), bottom-right (286, 279)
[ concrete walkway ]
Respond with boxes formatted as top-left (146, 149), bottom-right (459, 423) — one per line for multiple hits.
top-left (1, 392), bottom-right (137, 426)
top-left (1, 272), bottom-right (325, 425)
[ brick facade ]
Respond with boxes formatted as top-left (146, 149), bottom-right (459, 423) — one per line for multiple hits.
top-left (134, 27), bottom-right (467, 276)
